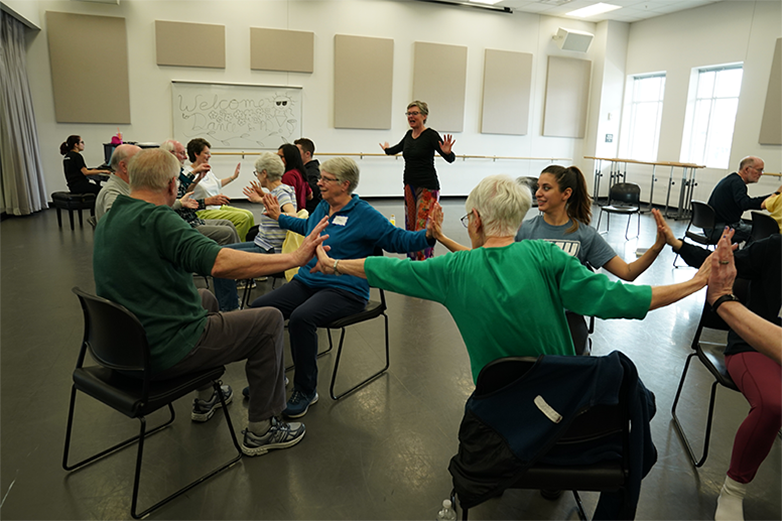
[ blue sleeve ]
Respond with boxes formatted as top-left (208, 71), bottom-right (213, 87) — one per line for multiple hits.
top-left (279, 214), bottom-right (309, 235)
top-left (364, 207), bottom-right (433, 253)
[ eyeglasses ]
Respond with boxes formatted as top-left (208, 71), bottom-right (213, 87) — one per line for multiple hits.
top-left (320, 175), bottom-right (339, 183)
top-left (79, 140), bottom-right (85, 144)
top-left (460, 213), bottom-right (471, 228)
top-left (405, 111), bottom-right (421, 116)
top-left (751, 166), bottom-right (764, 173)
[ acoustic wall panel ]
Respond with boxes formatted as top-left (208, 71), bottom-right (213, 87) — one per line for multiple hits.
top-left (334, 34), bottom-right (393, 129)
top-left (482, 49), bottom-right (533, 135)
top-left (542, 56), bottom-right (591, 138)
top-left (251, 27), bottom-right (314, 73)
top-left (155, 20), bottom-right (225, 68)
top-left (759, 38), bottom-right (782, 145)
top-left (412, 41), bottom-right (467, 132)
top-left (46, 11), bottom-right (130, 123)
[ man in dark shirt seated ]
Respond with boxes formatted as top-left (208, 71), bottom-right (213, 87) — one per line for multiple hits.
top-left (93, 148), bottom-right (329, 456)
top-left (295, 137), bottom-right (322, 214)
top-left (706, 156), bottom-right (770, 243)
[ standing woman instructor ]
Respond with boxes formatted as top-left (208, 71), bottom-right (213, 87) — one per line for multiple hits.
top-left (380, 100), bottom-right (456, 260)
top-left (60, 135), bottom-right (110, 195)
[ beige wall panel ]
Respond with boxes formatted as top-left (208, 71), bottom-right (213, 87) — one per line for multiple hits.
top-left (46, 11), bottom-right (130, 124)
top-left (155, 20), bottom-right (225, 68)
top-left (759, 37), bottom-right (782, 145)
top-left (543, 56), bottom-right (591, 138)
top-left (250, 27), bottom-right (313, 73)
top-left (334, 34), bottom-right (393, 129)
top-left (482, 49), bottom-right (532, 135)
top-left (412, 41), bottom-right (467, 133)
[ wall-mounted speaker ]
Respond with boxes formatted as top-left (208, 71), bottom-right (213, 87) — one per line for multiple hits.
top-left (553, 27), bottom-right (594, 53)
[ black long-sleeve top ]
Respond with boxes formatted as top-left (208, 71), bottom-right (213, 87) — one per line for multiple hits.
top-left (384, 128), bottom-right (455, 190)
top-left (707, 172), bottom-right (769, 225)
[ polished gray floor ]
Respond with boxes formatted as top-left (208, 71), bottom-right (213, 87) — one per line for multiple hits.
top-left (1, 198), bottom-right (779, 520)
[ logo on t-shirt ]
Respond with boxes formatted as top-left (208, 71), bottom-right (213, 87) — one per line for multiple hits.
top-left (543, 239), bottom-right (581, 257)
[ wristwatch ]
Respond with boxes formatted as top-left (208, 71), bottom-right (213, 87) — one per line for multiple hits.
top-left (711, 293), bottom-right (740, 313)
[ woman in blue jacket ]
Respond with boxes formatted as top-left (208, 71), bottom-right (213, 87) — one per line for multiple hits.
top-left (250, 157), bottom-right (436, 418)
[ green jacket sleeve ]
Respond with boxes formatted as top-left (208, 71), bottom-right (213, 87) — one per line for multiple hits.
top-left (365, 255), bottom-right (450, 305)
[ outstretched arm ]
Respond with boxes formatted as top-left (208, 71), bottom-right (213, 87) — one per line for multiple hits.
top-left (428, 201), bottom-right (470, 252)
top-left (601, 222), bottom-right (666, 281)
top-left (310, 245), bottom-right (367, 278)
top-left (648, 255), bottom-right (711, 310)
top-left (213, 217), bottom-right (329, 278)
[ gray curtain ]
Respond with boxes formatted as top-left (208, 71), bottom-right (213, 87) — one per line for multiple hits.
top-left (0, 11), bottom-right (47, 216)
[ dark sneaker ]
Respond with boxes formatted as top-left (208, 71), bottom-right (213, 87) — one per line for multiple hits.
top-left (283, 390), bottom-right (318, 418)
top-left (191, 384), bottom-right (233, 422)
top-left (241, 417), bottom-right (305, 456)
top-left (242, 376), bottom-right (288, 398)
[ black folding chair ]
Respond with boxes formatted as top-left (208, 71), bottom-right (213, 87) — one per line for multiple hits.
top-left (451, 356), bottom-right (631, 521)
top-left (674, 201), bottom-right (718, 267)
top-left (325, 248), bottom-right (390, 400)
top-left (670, 278), bottom-right (748, 467)
top-left (63, 288), bottom-right (242, 519)
top-left (596, 183), bottom-right (641, 240)
top-left (747, 211), bottom-right (779, 245)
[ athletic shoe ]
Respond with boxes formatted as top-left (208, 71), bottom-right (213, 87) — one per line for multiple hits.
top-left (191, 384), bottom-right (233, 422)
top-left (242, 376), bottom-right (288, 398)
top-left (282, 389), bottom-right (318, 419)
top-left (241, 417), bottom-right (305, 456)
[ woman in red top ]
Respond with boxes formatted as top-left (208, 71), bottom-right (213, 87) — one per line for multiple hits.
top-left (277, 144), bottom-right (312, 211)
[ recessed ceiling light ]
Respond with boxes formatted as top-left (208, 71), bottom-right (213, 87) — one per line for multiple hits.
top-left (566, 2), bottom-right (621, 18)
top-left (470, 0), bottom-right (503, 4)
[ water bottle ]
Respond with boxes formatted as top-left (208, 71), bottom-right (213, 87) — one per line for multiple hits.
top-left (390, 214), bottom-right (396, 226)
top-left (436, 499), bottom-right (456, 521)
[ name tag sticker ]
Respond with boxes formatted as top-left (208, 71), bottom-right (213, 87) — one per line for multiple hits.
top-left (332, 216), bottom-right (348, 226)
top-left (534, 395), bottom-right (562, 423)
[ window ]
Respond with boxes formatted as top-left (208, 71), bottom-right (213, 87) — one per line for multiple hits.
top-left (680, 64), bottom-right (743, 168)
top-left (620, 74), bottom-right (666, 161)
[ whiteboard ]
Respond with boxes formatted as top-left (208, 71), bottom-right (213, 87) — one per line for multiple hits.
top-left (172, 81), bottom-right (302, 149)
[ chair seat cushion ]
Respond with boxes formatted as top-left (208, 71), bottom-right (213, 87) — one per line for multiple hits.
top-left (511, 459), bottom-right (626, 491)
top-left (601, 205), bottom-right (638, 214)
top-left (51, 191), bottom-right (96, 209)
top-left (327, 300), bottom-right (385, 328)
top-left (698, 347), bottom-right (738, 391)
top-left (73, 365), bottom-right (225, 418)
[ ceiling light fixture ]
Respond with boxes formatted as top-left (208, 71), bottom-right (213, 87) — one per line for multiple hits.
top-left (566, 2), bottom-right (621, 18)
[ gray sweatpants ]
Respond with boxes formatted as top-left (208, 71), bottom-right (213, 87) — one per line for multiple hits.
top-left (152, 290), bottom-right (286, 422)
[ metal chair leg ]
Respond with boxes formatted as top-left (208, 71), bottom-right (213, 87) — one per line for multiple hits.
top-left (572, 490), bottom-right (588, 521)
top-left (63, 387), bottom-right (175, 472)
top-left (329, 314), bottom-right (390, 400)
top-left (130, 381), bottom-right (242, 519)
top-left (671, 352), bottom-right (716, 467)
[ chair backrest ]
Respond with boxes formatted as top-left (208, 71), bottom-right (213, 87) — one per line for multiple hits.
top-left (72, 287), bottom-right (150, 372)
top-left (748, 211), bottom-right (779, 244)
top-left (689, 201), bottom-right (716, 230)
top-left (608, 183), bottom-right (641, 205)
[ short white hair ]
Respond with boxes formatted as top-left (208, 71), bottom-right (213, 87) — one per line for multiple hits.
top-left (254, 152), bottom-right (285, 181)
top-left (321, 157), bottom-right (360, 194)
top-left (465, 175), bottom-right (531, 237)
top-left (129, 149), bottom-right (180, 191)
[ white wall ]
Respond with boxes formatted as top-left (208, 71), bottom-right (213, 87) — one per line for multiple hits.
top-left (25, 0), bottom-right (601, 198)
top-left (619, 0), bottom-right (781, 208)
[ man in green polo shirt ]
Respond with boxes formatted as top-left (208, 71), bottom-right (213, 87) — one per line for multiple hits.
top-left (93, 148), bottom-right (329, 457)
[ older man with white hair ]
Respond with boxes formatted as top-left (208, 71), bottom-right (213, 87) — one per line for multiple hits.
top-left (95, 144), bottom-right (141, 220)
top-left (160, 139), bottom-right (240, 246)
top-left (94, 148), bottom-right (330, 456)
